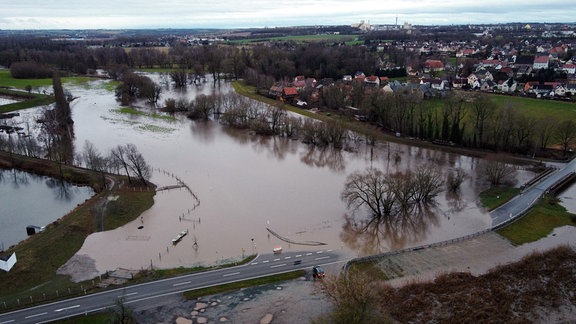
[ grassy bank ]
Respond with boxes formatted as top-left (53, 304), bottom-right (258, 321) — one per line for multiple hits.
top-left (182, 270), bottom-right (306, 300)
top-left (496, 196), bottom-right (576, 245)
top-left (0, 152), bottom-right (156, 303)
top-left (478, 186), bottom-right (521, 211)
top-left (0, 88), bottom-right (54, 113)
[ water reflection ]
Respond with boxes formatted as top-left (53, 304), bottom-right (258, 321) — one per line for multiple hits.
top-left (0, 168), bottom-right (94, 249)
top-left (300, 146), bottom-right (345, 172)
top-left (341, 203), bottom-right (441, 255)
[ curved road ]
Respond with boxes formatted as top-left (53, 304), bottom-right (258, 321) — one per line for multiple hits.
top-left (0, 250), bottom-right (343, 324)
top-left (491, 158), bottom-right (576, 228)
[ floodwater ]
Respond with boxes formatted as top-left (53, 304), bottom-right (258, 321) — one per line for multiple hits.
top-left (0, 169), bottom-right (94, 249)
top-left (4, 74), bottom-right (538, 275)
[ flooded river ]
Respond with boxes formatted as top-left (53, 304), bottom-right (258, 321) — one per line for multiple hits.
top-left (3, 75), bottom-right (539, 275)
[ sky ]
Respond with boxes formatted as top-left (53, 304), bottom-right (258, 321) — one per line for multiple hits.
top-left (0, 0), bottom-right (574, 30)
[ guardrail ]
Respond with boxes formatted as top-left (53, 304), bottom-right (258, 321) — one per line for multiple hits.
top-left (344, 160), bottom-right (576, 272)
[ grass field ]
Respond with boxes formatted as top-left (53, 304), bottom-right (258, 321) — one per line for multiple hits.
top-left (489, 94), bottom-right (576, 121)
top-left (497, 196), bottom-right (576, 245)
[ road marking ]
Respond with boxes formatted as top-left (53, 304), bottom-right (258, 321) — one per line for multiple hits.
top-left (251, 262), bottom-right (258, 265)
top-left (25, 312), bottom-right (47, 319)
top-left (0, 320), bottom-right (15, 323)
top-left (327, 249), bottom-right (333, 252)
top-left (54, 304), bottom-right (80, 312)
top-left (315, 256), bottom-right (330, 261)
top-left (270, 263), bottom-right (287, 268)
top-left (223, 272), bottom-right (240, 277)
top-left (284, 256), bottom-right (291, 259)
top-left (173, 281), bottom-right (191, 286)
top-left (305, 253), bottom-right (312, 256)
top-left (273, 258), bottom-right (281, 261)
top-left (316, 251), bottom-right (324, 254)
top-left (296, 254), bottom-right (302, 257)
top-left (262, 260), bottom-right (269, 263)
top-left (119, 292), bottom-right (138, 298)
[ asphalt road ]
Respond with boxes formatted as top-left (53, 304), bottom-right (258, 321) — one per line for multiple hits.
top-left (491, 158), bottom-right (576, 228)
top-left (0, 249), bottom-right (343, 324)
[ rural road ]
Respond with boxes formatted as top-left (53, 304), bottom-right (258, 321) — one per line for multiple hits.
top-left (0, 249), bottom-right (343, 324)
top-left (491, 158), bottom-right (576, 228)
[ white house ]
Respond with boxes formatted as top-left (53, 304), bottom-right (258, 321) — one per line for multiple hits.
top-left (0, 252), bottom-right (17, 272)
top-left (533, 56), bottom-right (549, 70)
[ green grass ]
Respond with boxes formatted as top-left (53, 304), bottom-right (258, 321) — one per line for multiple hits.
top-left (114, 107), bottom-right (177, 121)
top-left (182, 270), bottom-right (305, 300)
top-left (0, 88), bottom-right (54, 113)
top-left (479, 186), bottom-right (521, 211)
top-left (496, 196), bottom-right (576, 245)
top-left (0, 69), bottom-right (95, 90)
top-left (489, 94), bottom-right (576, 122)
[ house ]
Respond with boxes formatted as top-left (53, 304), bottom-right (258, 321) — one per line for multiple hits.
top-left (0, 252), bottom-right (16, 272)
top-left (293, 75), bottom-right (306, 88)
top-left (452, 77), bottom-right (468, 89)
top-left (562, 64), bottom-right (576, 74)
top-left (269, 84), bottom-right (284, 98)
top-left (533, 56), bottom-right (549, 70)
top-left (480, 80), bottom-right (496, 92)
top-left (554, 84), bottom-right (567, 97)
top-left (501, 78), bottom-right (518, 93)
top-left (566, 83), bottom-right (576, 96)
top-left (282, 87), bottom-right (299, 100)
top-left (364, 75), bottom-right (380, 87)
top-left (456, 48), bottom-right (476, 57)
top-left (424, 59), bottom-right (445, 72)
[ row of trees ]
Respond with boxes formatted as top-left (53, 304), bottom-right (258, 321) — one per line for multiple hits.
top-left (337, 88), bottom-right (576, 157)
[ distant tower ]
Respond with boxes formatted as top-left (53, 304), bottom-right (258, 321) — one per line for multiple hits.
top-left (396, 15), bottom-right (398, 28)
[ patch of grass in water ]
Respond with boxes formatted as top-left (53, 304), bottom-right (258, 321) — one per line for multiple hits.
top-left (138, 124), bottom-right (176, 133)
top-left (114, 107), bottom-right (177, 121)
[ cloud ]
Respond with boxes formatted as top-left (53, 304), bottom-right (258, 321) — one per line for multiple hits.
top-left (0, 0), bottom-right (574, 29)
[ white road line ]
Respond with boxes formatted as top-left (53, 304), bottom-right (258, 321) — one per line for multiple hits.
top-left (296, 254), bottom-right (302, 257)
top-left (316, 251), bottom-right (324, 254)
top-left (315, 256), bottom-right (330, 260)
top-left (251, 262), bottom-right (258, 265)
top-left (327, 249), bottom-right (333, 252)
top-left (273, 258), bottom-right (281, 261)
top-left (270, 263), bottom-right (287, 268)
top-left (54, 304), bottom-right (80, 312)
top-left (173, 281), bottom-right (191, 286)
top-left (305, 253), bottom-right (312, 256)
top-left (119, 292), bottom-right (138, 298)
top-left (25, 312), bottom-right (47, 319)
top-left (0, 320), bottom-right (15, 323)
top-left (262, 260), bottom-right (269, 263)
top-left (223, 272), bottom-right (240, 277)
top-left (284, 256), bottom-right (291, 259)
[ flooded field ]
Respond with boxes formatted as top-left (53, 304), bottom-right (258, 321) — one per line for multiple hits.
top-left (3, 75), bottom-right (538, 275)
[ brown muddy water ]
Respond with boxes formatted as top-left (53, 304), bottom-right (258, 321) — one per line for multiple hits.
top-left (7, 75), bottom-right (537, 276)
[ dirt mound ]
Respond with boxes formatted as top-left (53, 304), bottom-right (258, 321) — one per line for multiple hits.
top-left (57, 254), bottom-right (99, 283)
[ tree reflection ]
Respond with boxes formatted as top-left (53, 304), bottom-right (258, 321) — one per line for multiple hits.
top-left (46, 178), bottom-right (73, 201)
top-left (300, 146), bottom-right (345, 172)
top-left (341, 202), bottom-right (440, 255)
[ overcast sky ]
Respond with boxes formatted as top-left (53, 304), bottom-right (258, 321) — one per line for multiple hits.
top-left (1, 0), bottom-right (574, 30)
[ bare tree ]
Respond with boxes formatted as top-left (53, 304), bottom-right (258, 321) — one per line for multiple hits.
top-left (109, 144), bottom-right (132, 183)
top-left (82, 140), bottom-right (107, 172)
top-left (482, 156), bottom-right (517, 186)
top-left (341, 168), bottom-right (396, 219)
top-left (555, 119), bottom-right (576, 155)
top-left (446, 168), bottom-right (467, 192)
top-left (124, 143), bottom-right (152, 186)
top-left (315, 269), bottom-right (385, 323)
